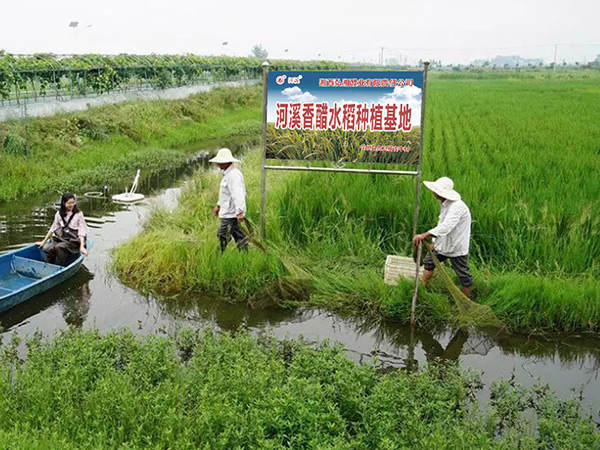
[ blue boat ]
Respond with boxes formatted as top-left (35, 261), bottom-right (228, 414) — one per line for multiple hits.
top-left (0, 240), bottom-right (92, 314)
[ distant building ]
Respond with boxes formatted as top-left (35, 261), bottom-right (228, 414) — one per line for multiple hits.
top-left (471, 55), bottom-right (544, 67)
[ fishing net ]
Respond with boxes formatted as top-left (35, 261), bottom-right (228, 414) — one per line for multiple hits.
top-left (460, 331), bottom-right (498, 356)
top-left (240, 219), bottom-right (313, 307)
top-left (417, 245), bottom-right (504, 329)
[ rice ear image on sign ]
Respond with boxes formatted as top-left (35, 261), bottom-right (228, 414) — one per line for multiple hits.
top-left (266, 125), bottom-right (421, 165)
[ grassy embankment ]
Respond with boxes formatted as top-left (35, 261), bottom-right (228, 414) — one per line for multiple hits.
top-left (0, 85), bottom-right (261, 202)
top-left (0, 328), bottom-right (597, 449)
top-left (113, 72), bottom-right (600, 334)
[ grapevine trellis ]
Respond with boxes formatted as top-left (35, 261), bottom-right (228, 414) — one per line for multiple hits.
top-left (0, 53), bottom-right (355, 105)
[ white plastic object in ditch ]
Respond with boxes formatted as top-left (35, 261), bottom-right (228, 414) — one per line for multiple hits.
top-left (112, 169), bottom-right (145, 203)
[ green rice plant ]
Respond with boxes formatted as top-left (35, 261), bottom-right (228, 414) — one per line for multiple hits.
top-left (427, 75), bottom-right (600, 275)
top-left (475, 272), bottom-right (600, 333)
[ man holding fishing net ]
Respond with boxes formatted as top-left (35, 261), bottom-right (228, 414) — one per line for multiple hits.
top-left (413, 177), bottom-right (473, 297)
top-left (210, 148), bottom-right (248, 252)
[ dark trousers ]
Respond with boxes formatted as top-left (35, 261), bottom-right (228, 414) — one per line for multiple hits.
top-left (217, 218), bottom-right (248, 252)
top-left (424, 251), bottom-right (474, 287)
top-left (45, 240), bottom-right (79, 266)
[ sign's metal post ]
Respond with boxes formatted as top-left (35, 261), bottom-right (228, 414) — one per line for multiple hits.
top-left (410, 61), bottom-right (430, 326)
top-left (412, 61), bottom-right (429, 238)
top-left (259, 62), bottom-right (269, 240)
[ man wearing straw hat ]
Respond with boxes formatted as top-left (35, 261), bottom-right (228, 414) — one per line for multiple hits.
top-left (413, 177), bottom-right (473, 297)
top-left (210, 148), bottom-right (248, 252)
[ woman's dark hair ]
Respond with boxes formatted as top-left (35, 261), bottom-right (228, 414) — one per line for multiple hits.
top-left (59, 192), bottom-right (80, 218)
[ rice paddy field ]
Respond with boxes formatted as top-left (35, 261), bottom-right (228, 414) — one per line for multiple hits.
top-left (424, 71), bottom-right (600, 276)
top-left (112, 69), bottom-right (600, 334)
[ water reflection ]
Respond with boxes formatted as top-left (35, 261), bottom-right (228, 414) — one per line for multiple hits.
top-left (149, 292), bottom-right (600, 377)
top-left (0, 266), bottom-right (94, 331)
top-left (330, 312), bottom-right (600, 371)
top-left (150, 293), bottom-right (300, 332)
top-left (60, 266), bottom-right (93, 328)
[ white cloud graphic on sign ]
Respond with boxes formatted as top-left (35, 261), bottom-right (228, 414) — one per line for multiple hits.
top-left (380, 85), bottom-right (422, 103)
top-left (378, 85), bottom-right (422, 127)
top-left (282, 87), bottom-right (317, 102)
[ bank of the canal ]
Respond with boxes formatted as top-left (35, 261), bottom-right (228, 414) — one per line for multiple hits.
top-left (0, 85), bottom-right (261, 202)
top-left (0, 141), bottom-right (599, 421)
top-left (113, 147), bottom-right (600, 335)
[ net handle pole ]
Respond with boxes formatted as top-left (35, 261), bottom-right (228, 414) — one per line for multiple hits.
top-left (410, 241), bottom-right (423, 326)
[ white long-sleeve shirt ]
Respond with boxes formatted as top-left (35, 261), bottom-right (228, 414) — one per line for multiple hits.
top-left (428, 199), bottom-right (471, 257)
top-left (218, 165), bottom-right (246, 219)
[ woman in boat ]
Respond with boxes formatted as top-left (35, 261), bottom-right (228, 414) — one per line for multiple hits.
top-left (36, 193), bottom-right (89, 266)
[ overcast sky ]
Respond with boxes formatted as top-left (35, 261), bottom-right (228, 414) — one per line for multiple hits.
top-left (1, 0), bottom-right (599, 65)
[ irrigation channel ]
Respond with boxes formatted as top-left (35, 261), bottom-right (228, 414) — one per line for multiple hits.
top-left (0, 141), bottom-right (599, 416)
top-left (0, 80), bottom-right (259, 122)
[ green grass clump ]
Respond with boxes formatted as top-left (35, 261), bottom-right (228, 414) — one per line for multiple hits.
top-left (112, 148), bottom-right (434, 324)
top-left (0, 329), bottom-right (597, 449)
top-left (0, 85), bottom-right (262, 202)
top-left (115, 228), bottom-right (286, 299)
top-left (474, 273), bottom-right (600, 332)
top-left (113, 141), bottom-right (600, 333)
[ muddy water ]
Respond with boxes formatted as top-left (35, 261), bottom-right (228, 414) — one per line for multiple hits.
top-left (0, 143), bottom-right (598, 415)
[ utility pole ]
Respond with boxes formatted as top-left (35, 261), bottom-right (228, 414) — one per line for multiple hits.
top-left (553, 44), bottom-right (558, 72)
